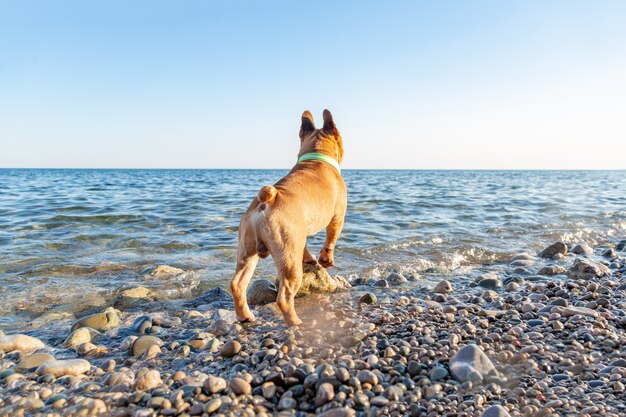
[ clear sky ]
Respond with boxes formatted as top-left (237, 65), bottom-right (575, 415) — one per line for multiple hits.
top-left (1, 1), bottom-right (625, 169)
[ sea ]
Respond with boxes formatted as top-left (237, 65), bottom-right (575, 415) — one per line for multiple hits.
top-left (1, 169), bottom-right (625, 332)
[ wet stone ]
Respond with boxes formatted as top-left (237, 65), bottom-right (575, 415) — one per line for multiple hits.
top-left (71, 308), bottom-right (120, 332)
top-left (539, 241), bottom-right (568, 258)
top-left (433, 280), bottom-right (452, 294)
top-left (386, 272), bottom-right (408, 286)
top-left (572, 243), bottom-right (593, 255)
top-left (132, 316), bottom-right (153, 334)
top-left (358, 293), bottom-right (377, 304)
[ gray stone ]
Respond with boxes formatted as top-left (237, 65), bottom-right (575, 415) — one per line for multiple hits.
top-left (539, 242), bottom-right (568, 258)
top-left (203, 375), bottom-right (227, 394)
top-left (373, 279), bottom-right (389, 288)
top-left (450, 344), bottom-right (498, 383)
top-left (386, 272), bottom-right (408, 286)
top-left (357, 370), bottom-right (378, 386)
top-left (433, 280), bottom-right (452, 294)
top-left (478, 277), bottom-right (502, 289)
top-left (358, 293), bottom-right (377, 304)
top-left (481, 405), bottom-right (511, 417)
top-left (247, 279), bottom-right (277, 305)
top-left (431, 366), bottom-right (449, 381)
top-left (132, 316), bottom-right (153, 334)
top-left (572, 243), bottom-right (593, 255)
top-left (206, 319), bottom-right (231, 337)
top-left (568, 258), bottom-right (610, 280)
top-left (537, 265), bottom-right (566, 276)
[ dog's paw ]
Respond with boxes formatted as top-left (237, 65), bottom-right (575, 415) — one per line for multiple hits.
top-left (237, 314), bottom-right (256, 323)
top-left (319, 258), bottom-right (335, 268)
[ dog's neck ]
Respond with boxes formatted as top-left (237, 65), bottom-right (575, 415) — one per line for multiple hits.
top-left (296, 152), bottom-right (341, 173)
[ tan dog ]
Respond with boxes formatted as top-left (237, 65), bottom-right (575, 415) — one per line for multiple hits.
top-left (230, 109), bottom-right (347, 326)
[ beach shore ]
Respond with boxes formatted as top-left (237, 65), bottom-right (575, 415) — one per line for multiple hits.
top-left (1, 240), bottom-right (625, 417)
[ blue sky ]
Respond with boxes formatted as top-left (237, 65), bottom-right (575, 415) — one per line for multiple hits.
top-left (1, 1), bottom-right (625, 169)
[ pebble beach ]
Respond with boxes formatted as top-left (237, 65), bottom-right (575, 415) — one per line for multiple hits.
top-left (2, 239), bottom-right (626, 417)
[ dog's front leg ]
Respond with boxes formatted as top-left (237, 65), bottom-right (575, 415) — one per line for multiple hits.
top-left (319, 217), bottom-right (344, 268)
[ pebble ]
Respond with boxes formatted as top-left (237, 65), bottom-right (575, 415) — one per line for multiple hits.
top-left (247, 279), bottom-right (278, 305)
top-left (539, 241), bottom-right (568, 258)
top-left (356, 370), bottom-right (378, 386)
top-left (318, 408), bottom-right (356, 417)
top-left (481, 404), bottom-right (511, 417)
top-left (36, 359), bottom-right (91, 377)
top-left (228, 377), bottom-right (251, 395)
top-left (315, 382), bottom-right (335, 406)
top-left (206, 319), bottom-right (231, 337)
top-left (204, 397), bottom-right (222, 414)
top-left (572, 243), bottom-right (593, 255)
top-left (386, 272), bottom-right (408, 285)
top-left (204, 375), bottom-right (227, 394)
top-left (71, 307), bottom-right (120, 332)
top-left (131, 335), bottom-right (164, 357)
top-left (133, 369), bottom-right (162, 391)
top-left (568, 258), bottom-right (610, 279)
top-left (278, 396), bottom-right (297, 410)
top-left (15, 353), bottom-right (55, 371)
top-left (450, 344), bottom-right (497, 383)
top-left (0, 334), bottom-right (45, 353)
top-left (358, 293), bottom-right (377, 304)
top-left (430, 365), bottom-right (448, 381)
top-left (220, 340), bottom-right (241, 358)
top-left (63, 327), bottom-right (98, 348)
top-left (537, 265), bottom-right (566, 276)
top-left (433, 279), bottom-right (452, 294)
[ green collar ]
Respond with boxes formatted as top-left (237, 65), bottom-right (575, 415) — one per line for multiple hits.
top-left (296, 152), bottom-right (341, 173)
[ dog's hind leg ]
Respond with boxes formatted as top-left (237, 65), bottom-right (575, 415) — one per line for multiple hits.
top-left (230, 225), bottom-right (260, 322)
top-left (303, 244), bottom-right (318, 265)
top-left (275, 244), bottom-right (305, 326)
top-left (231, 253), bottom-right (259, 322)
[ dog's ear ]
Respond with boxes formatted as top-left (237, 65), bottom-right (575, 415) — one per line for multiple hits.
top-left (322, 109), bottom-right (338, 136)
top-left (300, 110), bottom-right (315, 139)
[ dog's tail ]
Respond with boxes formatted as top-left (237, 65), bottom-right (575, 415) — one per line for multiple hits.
top-left (257, 185), bottom-right (278, 204)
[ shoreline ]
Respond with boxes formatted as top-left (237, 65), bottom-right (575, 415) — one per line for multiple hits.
top-left (1, 240), bottom-right (625, 417)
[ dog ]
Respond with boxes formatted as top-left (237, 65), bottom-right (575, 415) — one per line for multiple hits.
top-left (230, 109), bottom-right (347, 326)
